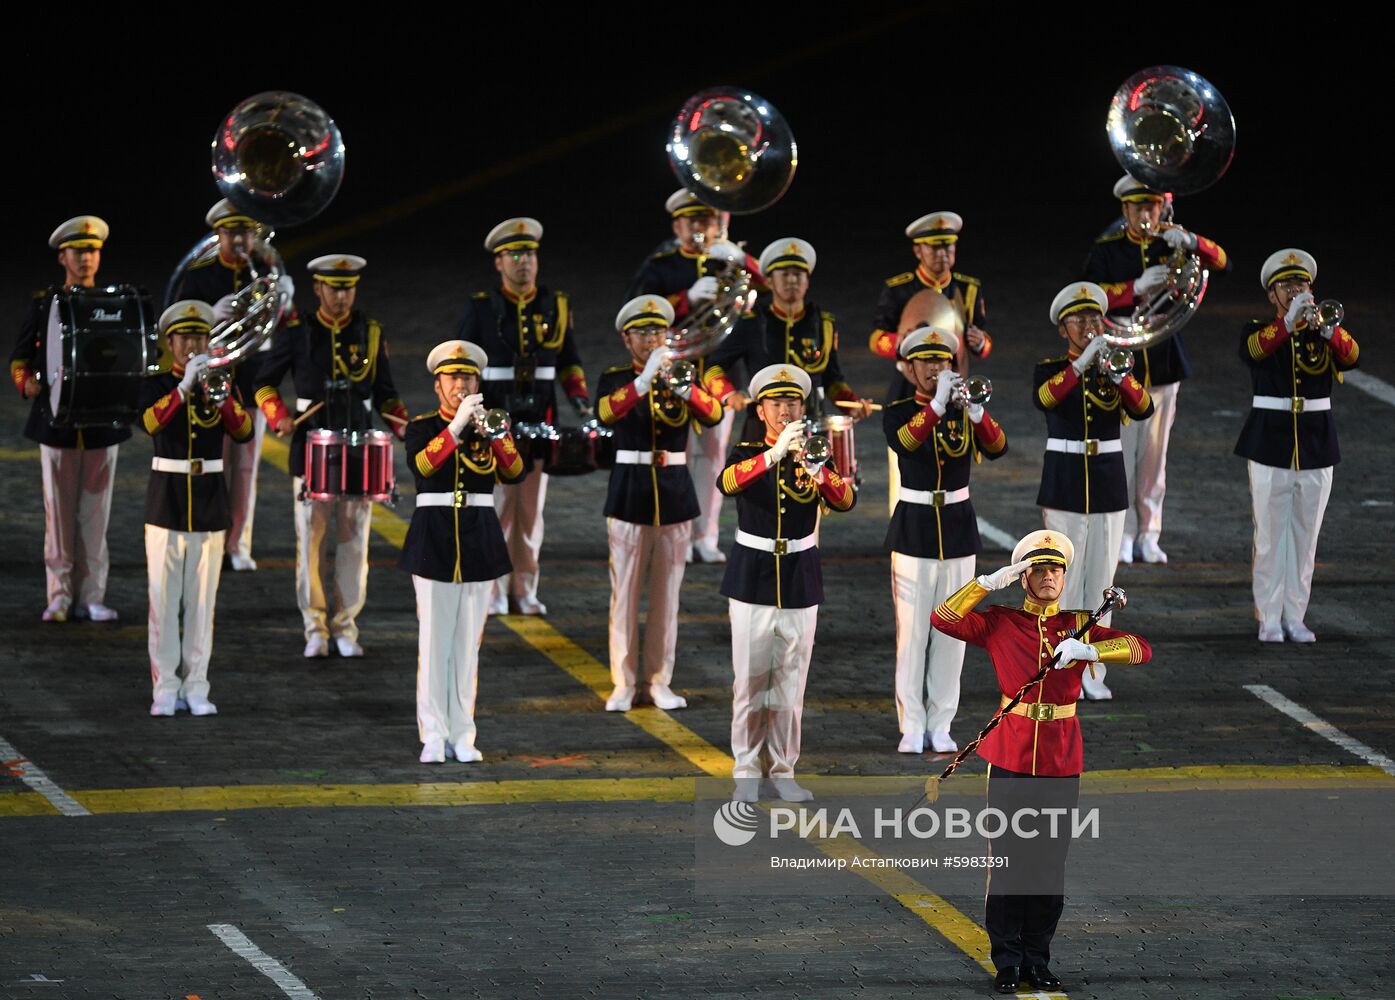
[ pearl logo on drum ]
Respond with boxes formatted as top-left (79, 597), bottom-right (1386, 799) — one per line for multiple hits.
top-left (90, 307), bottom-right (125, 322)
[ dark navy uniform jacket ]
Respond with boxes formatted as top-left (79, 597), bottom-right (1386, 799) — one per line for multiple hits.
top-left (1234, 314), bottom-right (1360, 471)
top-left (883, 393), bottom-right (1008, 559)
top-left (398, 410), bottom-right (527, 583)
top-left (1033, 354), bottom-right (1154, 514)
top-left (140, 370), bottom-right (254, 532)
top-left (595, 362), bottom-right (724, 526)
top-left (868, 267), bottom-right (990, 401)
top-left (704, 300), bottom-right (856, 411)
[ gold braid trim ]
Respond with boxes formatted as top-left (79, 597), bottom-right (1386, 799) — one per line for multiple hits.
top-left (1093, 635), bottom-right (1145, 664)
top-left (934, 579), bottom-right (989, 622)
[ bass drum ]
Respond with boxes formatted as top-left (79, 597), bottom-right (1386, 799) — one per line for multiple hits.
top-left (46, 284), bottom-right (159, 428)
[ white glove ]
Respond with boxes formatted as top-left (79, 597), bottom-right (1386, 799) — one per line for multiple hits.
top-left (1133, 264), bottom-right (1169, 297)
top-left (1161, 227), bottom-right (1197, 251)
top-left (1284, 292), bottom-right (1314, 331)
top-left (1071, 335), bottom-right (1109, 375)
top-left (766, 420), bottom-right (804, 463)
top-left (634, 346), bottom-right (672, 394)
top-left (687, 275), bottom-right (720, 306)
top-left (967, 403), bottom-right (985, 424)
top-left (1052, 637), bottom-right (1100, 668)
top-left (704, 240), bottom-right (744, 267)
top-left (178, 354), bottom-right (210, 394)
top-left (976, 559), bottom-right (1033, 591)
top-left (277, 274), bottom-right (296, 303)
top-left (448, 393), bottom-right (483, 439)
top-left (212, 293), bottom-right (239, 324)
top-left (931, 369), bottom-right (957, 414)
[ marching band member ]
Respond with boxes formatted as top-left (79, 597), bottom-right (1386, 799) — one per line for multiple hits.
top-left (884, 326), bottom-right (1007, 754)
top-left (1236, 250), bottom-right (1359, 642)
top-left (455, 218), bottom-right (590, 615)
top-left (596, 296), bottom-right (725, 712)
top-left (703, 237), bottom-right (873, 430)
top-left (169, 198), bottom-right (299, 572)
top-left (718, 363), bottom-right (856, 802)
top-left (626, 190), bottom-right (764, 564)
top-left (255, 254), bottom-right (408, 658)
top-left (1033, 283), bottom-right (1154, 699)
top-left (141, 301), bottom-right (253, 716)
top-left (401, 340), bottom-right (526, 763)
top-left (931, 529), bottom-right (1152, 995)
top-left (9, 215), bottom-right (126, 623)
top-left (1084, 175), bottom-right (1230, 564)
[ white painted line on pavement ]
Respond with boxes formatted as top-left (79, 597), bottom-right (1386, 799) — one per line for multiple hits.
top-left (207, 924), bottom-right (321, 999)
top-left (976, 517), bottom-right (1017, 552)
top-left (1344, 369), bottom-right (1395, 408)
top-left (0, 734), bottom-right (90, 816)
top-left (1244, 684), bottom-right (1395, 776)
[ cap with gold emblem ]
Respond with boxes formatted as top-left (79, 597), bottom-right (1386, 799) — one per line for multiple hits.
top-left (205, 198), bottom-right (259, 230)
top-left (1112, 173), bottom-right (1167, 202)
top-left (1048, 282), bottom-right (1109, 324)
top-left (158, 299), bottom-right (216, 337)
top-left (614, 295), bottom-right (676, 333)
top-left (484, 217), bottom-right (542, 254)
top-left (758, 237), bottom-right (816, 275)
top-left (426, 340), bottom-right (487, 376)
top-left (48, 215), bottom-right (109, 250)
top-left (905, 211), bottom-right (963, 245)
top-left (307, 254), bottom-right (367, 287)
top-left (749, 363), bottom-right (812, 401)
top-left (899, 325), bottom-right (960, 361)
top-left (1260, 248), bottom-right (1317, 288)
top-left (1011, 528), bottom-right (1075, 569)
top-left (665, 188), bottom-right (720, 218)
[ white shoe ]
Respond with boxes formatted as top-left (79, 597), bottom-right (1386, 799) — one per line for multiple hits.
top-left (229, 554), bottom-right (258, 572)
top-left (488, 591), bottom-right (508, 616)
top-left (419, 739), bottom-right (446, 764)
top-left (515, 595), bottom-right (547, 615)
top-left (75, 603), bottom-right (119, 622)
top-left (304, 636), bottom-right (330, 658)
top-left (692, 540), bottom-right (727, 564)
top-left (150, 695), bottom-right (177, 717)
top-left (732, 778), bottom-right (760, 802)
top-left (770, 777), bottom-right (814, 802)
top-left (1080, 675), bottom-right (1113, 701)
top-left (929, 730), bottom-right (958, 754)
top-left (334, 636), bottom-right (364, 658)
top-left (1118, 533), bottom-right (1135, 565)
top-left (187, 696), bottom-right (218, 717)
top-left (1282, 620), bottom-right (1317, 643)
top-left (1258, 622), bottom-right (1285, 643)
top-left (897, 732), bottom-right (926, 754)
top-left (605, 688), bottom-right (634, 712)
top-left (42, 599), bottom-right (70, 623)
top-left (453, 740), bottom-right (483, 763)
top-left (1138, 533), bottom-right (1168, 564)
top-left (648, 684), bottom-right (687, 710)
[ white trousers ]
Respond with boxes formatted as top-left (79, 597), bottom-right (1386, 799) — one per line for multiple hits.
top-left (145, 525), bottom-right (224, 701)
top-left (222, 409), bottom-right (266, 559)
top-left (892, 552), bottom-right (976, 736)
top-left (494, 463), bottom-right (547, 603)
top-left (413, 575), bottom-right (490, 748)
top-left (1248, 462), bottom-right (1333, 627)
top-left (1122, 381), bottom-right (1178, 538)
top-left (1042, 508), bottom-right (1124, 684)
top-left (729, 599), bottom-right (818, 779)
top-left (688, 409), bottom-right (734, 550)
top-left (608, 518), bottom-right (691, 691)
top-left (39, 443), bottom-right (117, 608)
top-left (292, 478), bottom-right (372, 641)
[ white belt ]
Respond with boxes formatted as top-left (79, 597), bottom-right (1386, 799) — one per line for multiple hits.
top-left (614, 449), bottom-right (688, 467)
top-left (1046, 437), bottom-right (1123, 456)
top-left (152, 457), bottom-right (223, 475)
top-left (482, 366), bottom-right (557, 381)
top-left (1252, 395), bottom-right (1332, 413)
top-left (897, 486), bottom-right (970, 507)
top-left (735, 529), bottom-right (817, 556)
top-left (415, 493), bottom-right (495, 508)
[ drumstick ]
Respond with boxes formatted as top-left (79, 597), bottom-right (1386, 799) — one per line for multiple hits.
top-left (291, 401), bottom-right (325, 427)
top-left (380, 411), bottom-right (408, 426)
top-left (836, 399), bottom-right (882, 412)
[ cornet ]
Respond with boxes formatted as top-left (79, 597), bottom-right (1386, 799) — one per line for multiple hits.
top-left (950, 374), bottom-right (992, 408)
top-left (1092, 341), bottom-right (1136, 382)
top-left (791, 418), bottom-right (832, 469)
top-left (472, 406), bottom-right (512, 439)
top-left (1302, 299), bottom-right (1344, 335)
top-left (656, 358), bottom-right (697, 394)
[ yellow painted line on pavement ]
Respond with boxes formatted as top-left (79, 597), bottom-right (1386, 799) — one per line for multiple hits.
top-left (0, 447), bottom-right (41, 460)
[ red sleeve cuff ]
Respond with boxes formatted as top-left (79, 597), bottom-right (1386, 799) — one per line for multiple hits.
top-left (597, 381), bottom-right (642, 424)
top-left (413, 428), bottom-right (458, 477)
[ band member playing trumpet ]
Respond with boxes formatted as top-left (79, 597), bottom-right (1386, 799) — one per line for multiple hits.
top-left (931, 529), bottom-right (1152, 995)
top-left (718, 364), bottom-right (856, 802)
top-left (704, 237), bottom-right (874, 429)
top-left (596, 296), bottom-right (725, 712)
top-left (140, 301), bottom-right (255, 716)
top-left (885, 326), bottom-right (1007, 754)
top-left (169, 198), bottom-right (300, 572)
top-left (401, 340), bottom-right (526, 763)
top-left (9, 215), bottom-right (126, 623)
top-left (1236, 250), bottom-right (1359, 643)
top-left (1034, 283), bottom-right (1153, 699)
top-left (1084, 175), bottom-right (1230, 564)
top-left (455, 218), bottom-right (590, 615)
top-left (255, 254), bottom-right (408, 659)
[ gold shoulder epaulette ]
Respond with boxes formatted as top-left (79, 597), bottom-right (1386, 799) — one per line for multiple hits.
top-left (186, 256), bottom-right (215, 270)
top-left (1038, 354), bottom-right (1069, 365)
top-left (951, 271), bottom-right (980, 286)
top-left (651, 248), bottom-right (677, 260)
top-left (821, 308), bottom-right (837, 322)
top-left (604, 363), bottom-right (634, 374)
top-left (1095, 231), bottom-right (1127, 244)
top-left (471, 290), bottom-right (490, 300)
top-left (736, 440), bottom-right (768, 449)
top-left (889, 395), bottom-right (917, 408)
top-left (885, 271), bottom-right (916, 288)
top-left (410, 410), bottom-right (440, 422)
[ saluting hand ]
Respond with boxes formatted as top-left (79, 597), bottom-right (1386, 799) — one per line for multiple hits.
top-left (976, 559), bottom-right (1033, 591)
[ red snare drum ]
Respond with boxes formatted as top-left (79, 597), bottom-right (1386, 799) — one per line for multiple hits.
top-left (303, 429), bottom-right (344, 500)
top-left (818, 414), bottom-right (858, 487)
top-left (350, 430), bottom-right (395, 501)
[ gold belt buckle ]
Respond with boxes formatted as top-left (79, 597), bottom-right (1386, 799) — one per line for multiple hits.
top-left (773, 538), bottom-right (789, 556)
top-left (453, 490), bottom-right (466, 508)
top-left (1292, 397), bottom-right (1305, 413)
top-left (1084, 440), bottom-right (1099, 457)
top-left (189, 458), bottom-right (204, 475)
top-left (653, 450), bottom-right (668, 468)
top-left (930, 490), bottom-right (946, 507)
top-left (1027, 702), bottom-right (1056, 722)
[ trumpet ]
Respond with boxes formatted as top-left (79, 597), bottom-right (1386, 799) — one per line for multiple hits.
top-left (1091, 340), bottom-right (1136, 381)
top-left (950, 374), bottom-right (992, 408)
top-left (1302, 299), bottom-right (1344, 335)
top-left (791, 418), bottom-right (832, 469)
top-left (656, 357), bottom-right (698, 394)
top-left (457, 396), bottom-right (511, 439)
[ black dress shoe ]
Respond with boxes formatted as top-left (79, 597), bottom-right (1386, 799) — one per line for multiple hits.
top-left (1021, 963), bottom-right (1062, 990)
top-left (993, 966), bottom-right (1019, 993)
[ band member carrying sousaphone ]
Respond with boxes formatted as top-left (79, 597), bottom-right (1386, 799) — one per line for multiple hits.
top-left (455, 217), bottom-right (591, 616)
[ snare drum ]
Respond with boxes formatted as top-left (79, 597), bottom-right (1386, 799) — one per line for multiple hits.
top-left (544, 425), bottom-right (605, 476)
top-left (303, 429), bottom-right (344, 500)
top-left (818, 414), bottom-right (859, 486)
top-left (45, 284), bottom-right (159, 428)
